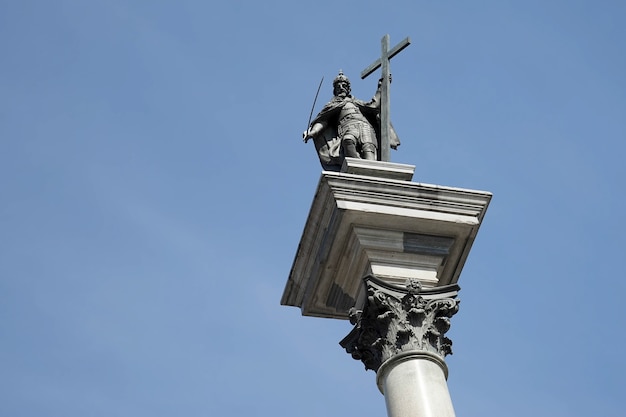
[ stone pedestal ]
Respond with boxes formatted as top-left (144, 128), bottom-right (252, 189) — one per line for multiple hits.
top-left (281, 159), bottom-right (491, 417)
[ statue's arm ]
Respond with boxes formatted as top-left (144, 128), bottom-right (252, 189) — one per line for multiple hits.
top-left (366, 76), bottom-right (391, 108)
top-left (309, 122), bottom-right (326, 137)
top-left (303, 121), bottom-right (327, 142)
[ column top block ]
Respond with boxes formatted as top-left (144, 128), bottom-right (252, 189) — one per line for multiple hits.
top-left (282, 160), bottom-right (491, 319)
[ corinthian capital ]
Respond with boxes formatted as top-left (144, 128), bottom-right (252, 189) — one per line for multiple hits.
top-left (340, 276), bottom-right (460, 372)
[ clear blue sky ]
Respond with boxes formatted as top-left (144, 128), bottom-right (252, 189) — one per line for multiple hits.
top-left (1, 1), bottom-right (625, 416)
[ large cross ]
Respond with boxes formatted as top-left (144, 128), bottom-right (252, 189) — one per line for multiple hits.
top-left (361, 34), bottom-right (411, 162)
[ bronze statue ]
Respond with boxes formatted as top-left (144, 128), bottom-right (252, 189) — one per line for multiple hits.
top-left (303, 71), bottom-right (400, 171)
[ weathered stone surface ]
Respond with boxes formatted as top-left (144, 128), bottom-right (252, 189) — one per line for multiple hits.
top-left (281, 159), bottom-right (491, 319)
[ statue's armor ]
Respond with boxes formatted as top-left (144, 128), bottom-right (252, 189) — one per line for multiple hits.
top-left (337, 99), bottom-right (377, 149)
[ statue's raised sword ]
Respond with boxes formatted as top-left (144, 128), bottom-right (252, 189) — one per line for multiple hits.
top-left (303, 76), bottom-right (324, 143)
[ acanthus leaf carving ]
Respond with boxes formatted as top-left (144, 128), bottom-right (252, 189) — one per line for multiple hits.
top-left (340, 275), bottom-right (460, 372)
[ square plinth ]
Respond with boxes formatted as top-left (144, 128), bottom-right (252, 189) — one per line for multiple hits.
top-left (281, 160), bottom-right (491, 319)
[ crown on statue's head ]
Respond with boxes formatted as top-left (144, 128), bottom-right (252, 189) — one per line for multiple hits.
top-left (333, 70), bottom-right (350, 86)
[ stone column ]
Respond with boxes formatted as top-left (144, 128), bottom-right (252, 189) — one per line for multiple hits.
top-left (282, 159), bottom-right (491, 416)
top-left (340, 275), bottom-right (459, 417)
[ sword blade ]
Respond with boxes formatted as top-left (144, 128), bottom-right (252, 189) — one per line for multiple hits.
top-left (305, 76), bottom-right (324, 137)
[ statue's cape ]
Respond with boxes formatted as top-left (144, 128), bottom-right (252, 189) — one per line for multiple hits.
top-left (309, 96), bottom-right (400, 171)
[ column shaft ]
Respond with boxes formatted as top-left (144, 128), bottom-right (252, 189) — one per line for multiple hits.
top-left (378, 352), bottom-right (455, 417)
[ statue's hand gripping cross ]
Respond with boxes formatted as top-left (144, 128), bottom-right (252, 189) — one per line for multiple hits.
top-left (361, 35), bottom-right (411, 162)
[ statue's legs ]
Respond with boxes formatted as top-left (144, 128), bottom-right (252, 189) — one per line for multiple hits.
top-left (341, 123), bottom-right (378, 160)
top-left (361, 143), bottom-right (377, 161)
top-left (342, 135), bottom-right (360, 158)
